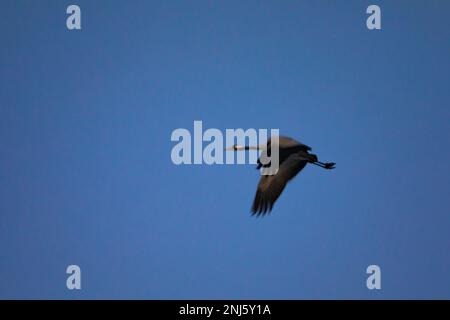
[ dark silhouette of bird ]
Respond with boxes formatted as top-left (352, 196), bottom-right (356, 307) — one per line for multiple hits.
top-left (226, 136), bottom-right (335, 216)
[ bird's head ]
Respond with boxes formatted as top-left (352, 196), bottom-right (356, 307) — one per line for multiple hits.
top-left (225, 144), bottom-right (245, 151)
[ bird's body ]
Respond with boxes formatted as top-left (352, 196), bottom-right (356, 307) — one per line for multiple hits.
top-left (226, 136), bottom-right (335, 216)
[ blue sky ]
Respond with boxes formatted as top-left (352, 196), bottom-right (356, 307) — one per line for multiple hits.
top-left (1, 1), bottom-right (449, 299)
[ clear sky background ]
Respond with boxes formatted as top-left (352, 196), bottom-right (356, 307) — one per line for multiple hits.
top-left (1, 1), bottom-right (449, 299)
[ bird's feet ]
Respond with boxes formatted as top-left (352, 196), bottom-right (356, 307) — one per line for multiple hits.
top-left (324, 162), bottom-right (336, 169)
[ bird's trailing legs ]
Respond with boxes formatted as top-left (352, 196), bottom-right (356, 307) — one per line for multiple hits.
top-left (225, 144), bottom-right (336, 169)
top-left (311, 161), bottom-right (336, 169)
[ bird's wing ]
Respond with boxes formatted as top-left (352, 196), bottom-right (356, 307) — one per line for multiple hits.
top-left (251, 154), bottom-right (307, 216)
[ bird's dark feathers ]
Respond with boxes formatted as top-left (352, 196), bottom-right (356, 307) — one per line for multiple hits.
top-left (251, 154), bottom-right (308, 216)
top-left (241, 135), bottom-right (334, 216)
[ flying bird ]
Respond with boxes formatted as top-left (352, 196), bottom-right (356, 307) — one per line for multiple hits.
top-left (226, 136), bottom-right (335, 216)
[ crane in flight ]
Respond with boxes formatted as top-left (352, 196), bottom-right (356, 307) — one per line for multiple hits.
top-left (226, 136), bottom-right (335, 216)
